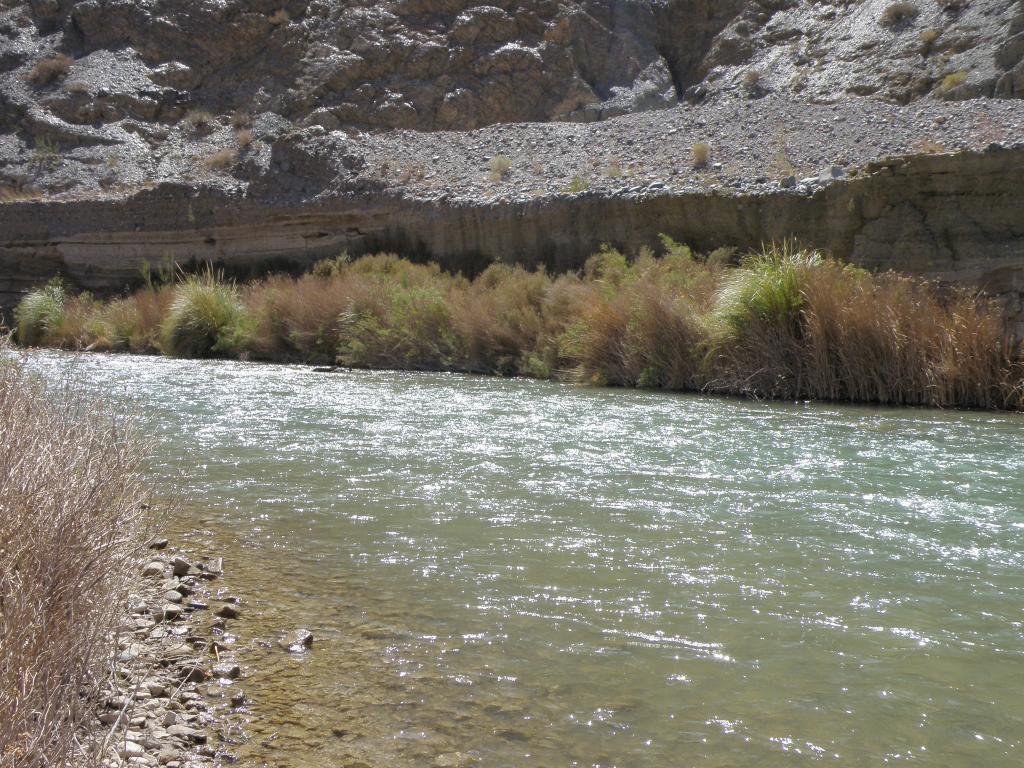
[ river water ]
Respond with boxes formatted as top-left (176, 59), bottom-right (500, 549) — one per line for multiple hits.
top-left (23, 352), bottom-right (1024, 767)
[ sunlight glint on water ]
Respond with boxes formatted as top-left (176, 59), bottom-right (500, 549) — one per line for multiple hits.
top-left (24, 352), bottom-right (1024, 767)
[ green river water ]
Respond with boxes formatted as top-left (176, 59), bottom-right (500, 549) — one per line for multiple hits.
top-left (24, 352), bottom-right (1024, 768)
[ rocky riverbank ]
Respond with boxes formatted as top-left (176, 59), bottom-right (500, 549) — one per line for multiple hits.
top-left (90, 539), bottom-right (249, 768)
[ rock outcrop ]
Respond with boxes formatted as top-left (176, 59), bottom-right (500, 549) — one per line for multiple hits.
top-left (2, 0), bottom-right (1024, 332)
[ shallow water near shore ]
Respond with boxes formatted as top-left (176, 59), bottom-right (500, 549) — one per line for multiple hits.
top-left (23, 351), bottom-right (1024, 767)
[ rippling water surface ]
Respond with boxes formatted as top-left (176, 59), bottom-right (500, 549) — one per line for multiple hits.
top-left (24, 352), bottom-right (1024, 767)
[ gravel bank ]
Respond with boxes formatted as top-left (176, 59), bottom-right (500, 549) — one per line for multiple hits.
top-left (90, 540), bottom-right (248, 768)
top-left (354, 94), bottom-right (1024, 202)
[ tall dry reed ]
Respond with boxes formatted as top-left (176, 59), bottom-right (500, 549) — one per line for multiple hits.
top-left (0, 347), bottom-right (150, 768)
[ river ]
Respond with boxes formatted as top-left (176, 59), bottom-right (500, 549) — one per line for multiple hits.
top-left (23, 351), bottom-right (1024, 767)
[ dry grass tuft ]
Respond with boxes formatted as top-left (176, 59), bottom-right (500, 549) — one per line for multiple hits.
top-left (742, 69), bottom-right (761, 95)
top-left (182, 109), bottom-right (214, 133)
top-left (692, 142), bottom-right (712, 168)
top-left (880, 2), bottom-right (920, 27)
top-left (489, 155), bottom-right (512, 182)
top-left (0, 347), bottom-right (150, 767)
top-left (27, 53), bottom-right (72, 85)
top-left (204, 148), bottom-right (238, 170)
top-left (236, 129), bottom-right (253, 148)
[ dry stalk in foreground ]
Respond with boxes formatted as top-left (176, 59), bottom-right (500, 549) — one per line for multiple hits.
top-left (0, 348), bottom-right (150, 768)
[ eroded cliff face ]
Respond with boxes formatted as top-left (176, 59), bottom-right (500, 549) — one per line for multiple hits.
top-left (2, 0), bottom-right (1024, 332)
top-left (2, 147), bottom-right (1022, 336)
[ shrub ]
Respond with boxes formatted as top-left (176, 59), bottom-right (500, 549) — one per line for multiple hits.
top-left (880, 2), bottom-right (920, 27)
top-left (489, 154), bottom-right (512, 182)
top-left (919, 28), bottom-right (941, 54)
top-left (0, 349), bottom-right (149, 767)
top-left (269, 8), bottom-right (290, 25)
top-left (30, 136), bottom-right (60, 170)
top-left (564, 174), bottom-right (590, 194)
top-left (450, 263), bottom-right (552, 375)
top-left (742, 69), bottom-right (761, 95)
top-left (939, 70), bottom-right (968, 93)
top-left (338, 282), bottom-right (458, 371)
top-left (692, 142), bottom-right (711, 168)
top-left (245, 272), bottom-right (355, 363)
top-left (182, 109), bottom-right (214, 132)
top-left (27, 53), bottom-right (72, 85)
top-left (606, 159), bottom-right (623, 178)
top-left (705, 244), bottom-right (819, 397)
top-left (237, 128), bottom-right (253, 148)
top-left (14, 282), bottom-right (66, 346)
top-left (160, 272), bottom-right (249, 357)
top-left (204, 147), bottom-right (238, 170)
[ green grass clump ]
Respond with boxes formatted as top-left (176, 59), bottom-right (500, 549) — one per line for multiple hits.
top-left (160, 273), bottom-right (249, 357)
top-left (14, 282), bottom-right (66, 346)
top-left (711, 244), bottom-right (817, 338)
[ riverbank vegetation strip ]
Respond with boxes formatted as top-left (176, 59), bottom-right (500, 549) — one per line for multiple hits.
top-left (0, 345), bottom-right (149, 767)
top-left (13, 242), bottom-right (1024, 410)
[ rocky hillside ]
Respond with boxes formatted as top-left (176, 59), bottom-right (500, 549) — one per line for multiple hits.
top-left (1, 1), bottom-right (1024, 328)
top-left (2, 0), bottom-right (1024, 196)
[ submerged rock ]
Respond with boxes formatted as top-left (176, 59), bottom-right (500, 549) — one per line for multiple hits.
top-left (278, 629), bottom-right (314, 653)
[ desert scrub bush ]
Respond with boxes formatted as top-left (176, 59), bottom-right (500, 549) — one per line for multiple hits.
top-left (231, 111), bottom-right (252, 129)
top-left (692, 142), bottom-right (711, 168)
top-left (268, 8), bottom-right (290, 25)
top-left (160, 272), bottom-right (249, 357)
top-left (27, 53), bottom-right (72, 85)
top-left (563, 174), bottom-right (590, 194)
top-left (14, 281), bottom-right (66, 346)
top-left (0, 347), bottom-right (149, 767)
top-left (204, 147), bottom-right (238, 170)
top-left (880, 2), bottom-right (919, 27)
top-left (939, 70), bottom-right (968, 93)
top-left (919, 28), bottom-right (941, 54)
top-left (237, 128), bottom-right (253, 148)
top-left (489, 154), bottom-right (512, 182)
top-left (244, 272), bottom-right (356, 363)
top-left (182, 109), bottom-right (214, 132)
top-left (338, 281), bottom-right (458, 371)
top-left (30, 136), bottom-right (60, 170)
top-left (742, 69), bottom-right (761, 95)
top-left (451, 263), bottom-right (553, 375)
top-left (606, 158), bottom-right (623, 178)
